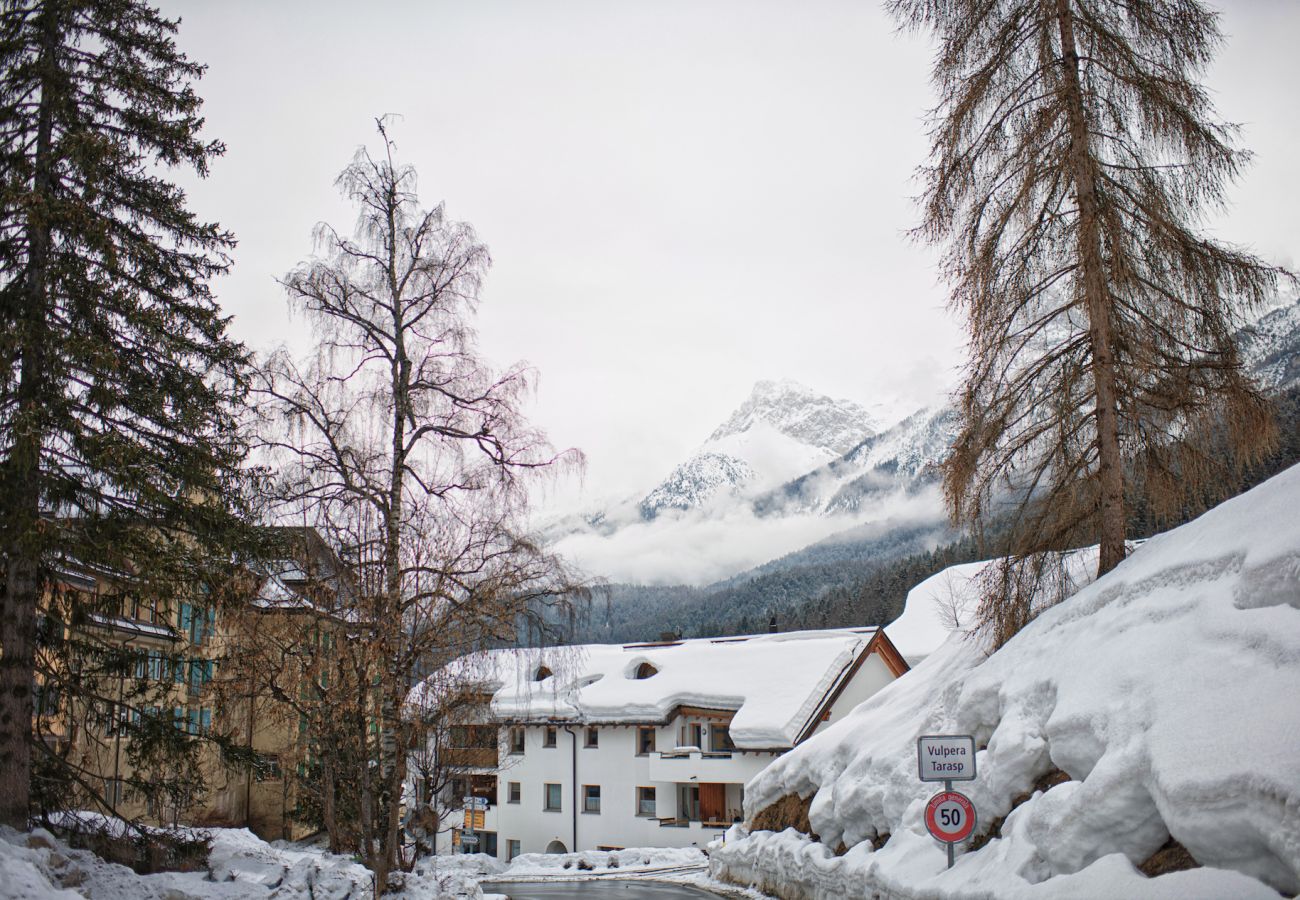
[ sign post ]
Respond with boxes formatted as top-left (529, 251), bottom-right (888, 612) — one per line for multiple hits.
top-left (917, 734), bottom-right (977, 868)
top-left (462, 796), bottom-right (488, 853)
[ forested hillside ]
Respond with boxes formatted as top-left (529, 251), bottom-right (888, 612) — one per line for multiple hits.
top-left (565, 383), bottom-right (1300, 646)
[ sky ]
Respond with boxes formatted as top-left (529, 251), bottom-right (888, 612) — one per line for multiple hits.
top-left (160, 0), bottom-right (1300, 513)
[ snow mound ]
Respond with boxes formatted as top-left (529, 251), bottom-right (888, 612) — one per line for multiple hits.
top-left (0, 822), bottom-right (496, 900)
top-left (715, 463), bottom-right (1300, 898)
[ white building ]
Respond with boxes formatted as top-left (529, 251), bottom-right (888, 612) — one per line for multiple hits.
top-left (406, 626), bottom-right (908, 860)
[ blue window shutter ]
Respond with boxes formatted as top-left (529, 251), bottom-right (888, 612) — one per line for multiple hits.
top-left (201, 709), bottom-right (212, 733)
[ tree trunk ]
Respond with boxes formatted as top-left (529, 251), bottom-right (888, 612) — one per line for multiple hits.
top-left (1055, 0), bottom-right (1127, 576)
top-left (0, 2), bottom-right (59, 830)
top-left (322, 739), bottom-right (339, 853)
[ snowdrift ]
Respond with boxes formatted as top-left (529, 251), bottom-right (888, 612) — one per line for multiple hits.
top-left (713, 464), bottom-right (1300, 899)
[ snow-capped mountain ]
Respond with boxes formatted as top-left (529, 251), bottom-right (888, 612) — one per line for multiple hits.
top-left (752, 404), bottom-right (958, 517)
top-left (638, 379), bottom-right (879, 518)
top-left (1240, 295), bottom-right (1300, 392)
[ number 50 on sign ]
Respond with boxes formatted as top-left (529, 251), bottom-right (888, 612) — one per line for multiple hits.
top-left (924, 791), bottom-right (976, 844)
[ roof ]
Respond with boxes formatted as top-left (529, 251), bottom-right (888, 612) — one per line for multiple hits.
top-left (408, 627), bottom-right (900, 750)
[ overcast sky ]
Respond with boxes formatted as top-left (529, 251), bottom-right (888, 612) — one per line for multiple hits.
top-left (160, 0), bottom-right (1300, 511)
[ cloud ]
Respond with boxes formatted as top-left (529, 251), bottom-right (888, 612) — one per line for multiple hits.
top-left (552, 487), bottom-right (943, 586)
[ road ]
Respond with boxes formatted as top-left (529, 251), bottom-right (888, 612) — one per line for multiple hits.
top-left (481, 881), bottom-right (726, 899)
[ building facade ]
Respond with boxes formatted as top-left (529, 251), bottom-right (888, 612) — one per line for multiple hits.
top-left (408, 626), bottom-right (909, 859)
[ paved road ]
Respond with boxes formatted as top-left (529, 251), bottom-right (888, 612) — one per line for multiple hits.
top-left (482, 881), bottom-right (725, 899)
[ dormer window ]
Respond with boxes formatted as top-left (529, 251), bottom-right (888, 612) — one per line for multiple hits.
top-left (634, 662), bottom-right (658, 680)
top-left (534, 665), bottom-right (553, 681)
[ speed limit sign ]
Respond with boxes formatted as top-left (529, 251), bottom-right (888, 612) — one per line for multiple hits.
top-left (924, 790), bottom-right (976, 844)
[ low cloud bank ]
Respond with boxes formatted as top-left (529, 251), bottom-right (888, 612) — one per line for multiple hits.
top-left (553, 487), bottom-right (943, 586)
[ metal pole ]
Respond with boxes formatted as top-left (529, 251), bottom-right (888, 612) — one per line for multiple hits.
top-left (944, 779), bottom-right (954, 869)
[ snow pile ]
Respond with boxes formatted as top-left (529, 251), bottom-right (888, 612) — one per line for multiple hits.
top-left (409, 627), bottom-right (881, 748)
top-left (713, 464), bottom-right (1300, 898)
top-left (888, 546), bottom-right (1100, 665)
top-left (495, 845), bottom-right (707, 879)
top-left (0, 823), bottom-right (506, 900)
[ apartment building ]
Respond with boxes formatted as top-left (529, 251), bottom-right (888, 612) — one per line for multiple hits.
top-left (34, 527), bottom-right (351, 840)
top-left (407, 626), bottom-right (909, 858)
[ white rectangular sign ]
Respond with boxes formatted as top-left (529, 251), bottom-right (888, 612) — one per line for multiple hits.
top-left (463, 796), bottom-right (488, 810)
top-left (917, 734), bottom-right (977, 782)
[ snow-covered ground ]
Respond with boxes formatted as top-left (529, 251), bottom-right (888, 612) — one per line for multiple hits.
top-left (0, 823), bottom-right (757, 899)
top-left (712, 463), bottom-right (1300, 899)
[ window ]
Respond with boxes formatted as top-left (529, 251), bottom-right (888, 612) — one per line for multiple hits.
top-left (509, 727), bottom-right (525, 755)
top-left (449, 777), bottom-right (469, 807)
top-left (543, 726), bottom-right (557, 748)
top-left (710, 724), bottom-right (735, 752)
top-left (637, 727), bottom-right (656, 755)
top-left (104, 778), bottom-right (125, 807)
top-left (534, 665), bottom-right (552, 681)
top-left (583, 785), bottom-right (601, 813)
top-left (450, 725), bottom-right (497, 749)
top-left (636, 786), bottom-right (656, 817)
top-left (544, 783), bottom-right (562, 811)
top-left (254, 754), bottom-right (282, 782)
top-left (634, 662), bottom-right (658, 679)
top-left (507, 839), bottom-right (521, 862)
top-left (679, 722), bottom-right (702, 748)
top-left (507, 781), bottom-right (521, 804)
top-left (584, 726), bottom-right (598, 748)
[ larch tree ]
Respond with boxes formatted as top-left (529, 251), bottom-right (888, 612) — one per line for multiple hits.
top-left (889, 0), bottom-right (1292, 639)
top-left (0, 0), bottom-right (257, 828)
top-left (256, 121), bottom-right (585, 893)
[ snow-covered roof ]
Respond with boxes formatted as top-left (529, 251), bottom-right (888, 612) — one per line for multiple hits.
top-left (889, 543), bottom-right (1122, 663)
top-left (408, 627), bottom-right (894, 749)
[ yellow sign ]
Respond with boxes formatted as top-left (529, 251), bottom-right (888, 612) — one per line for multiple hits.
top-left (463, 809), bottom-right (485, 830)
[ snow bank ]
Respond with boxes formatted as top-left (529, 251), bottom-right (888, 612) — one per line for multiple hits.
top-left (497, 845), bottom-right (706, 878)
top-left (714, 464), bottom-right (1300, 898)
top-left (410, 627), bottom-right (882, 748)
top-left (0, 822), bottom-right (504, 900)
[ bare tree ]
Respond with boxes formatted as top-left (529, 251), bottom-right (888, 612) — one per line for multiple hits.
top-left (255, 120), bottom-right (584, 893)
top-left (890, 0), bottom-right (1293, 638)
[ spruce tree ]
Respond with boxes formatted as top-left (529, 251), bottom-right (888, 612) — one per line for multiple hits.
top-left (889, 0), bottom-right (1292, 637)
top-left (0, 0), bottom-right (253, 827)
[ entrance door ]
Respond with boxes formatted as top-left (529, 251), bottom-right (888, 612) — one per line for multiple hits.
top-left (699, 783), bottom-right (725, 823)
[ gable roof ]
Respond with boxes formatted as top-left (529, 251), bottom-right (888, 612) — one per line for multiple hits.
top-left (408, 626), bottom-right (906, 750)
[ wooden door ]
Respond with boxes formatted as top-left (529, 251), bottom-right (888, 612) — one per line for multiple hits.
top-left (699, 783), bottom-right (725, 823)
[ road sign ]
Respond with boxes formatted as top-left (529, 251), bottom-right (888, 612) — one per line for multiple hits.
top-left (917, 734), bottom-right (977, 782)
top-left (463, 809), bottom-right (485, 830)
top-left (925, 790), bottom-right (976, 844)
top-left (464, 796), bottom-right (489, 810)
top-left (459, 832), bottom-right (479, 848)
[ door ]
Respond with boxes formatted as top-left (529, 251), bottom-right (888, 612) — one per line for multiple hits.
top-left (699, 783), bottom-right (725, 823)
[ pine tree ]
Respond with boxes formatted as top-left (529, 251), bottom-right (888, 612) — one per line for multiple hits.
top-left (890, 0), bottom-right (1292, 635)
top-left (0, 0), bottom-right (254, 828)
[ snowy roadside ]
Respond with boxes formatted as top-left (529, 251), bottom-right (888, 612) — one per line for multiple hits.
top-left (0, 822), bottom-right (770, 900)
top-left (711, 464), bottom-right (1300, 900)
top-left (478, 846), bottom-right (771, 898)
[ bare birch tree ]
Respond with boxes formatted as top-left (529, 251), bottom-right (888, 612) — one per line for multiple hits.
top-left (890, 0), bottom-right (1293, 639)
top-left (255, 120), bottom-right (584, 892)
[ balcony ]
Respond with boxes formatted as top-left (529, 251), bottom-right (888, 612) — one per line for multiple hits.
top-left (442, 747), bottom-right (499, 769)
top-left (646, 748), bottom-right (771, 785)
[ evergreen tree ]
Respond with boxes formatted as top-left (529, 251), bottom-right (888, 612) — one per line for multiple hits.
top-left (0, 0), bottom-right (254, 828)
top-left (890, 0), bottom-right (1292, 638)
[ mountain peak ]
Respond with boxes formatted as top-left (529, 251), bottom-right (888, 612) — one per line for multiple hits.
top-left (709, 379), bottom-right (878, 456)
